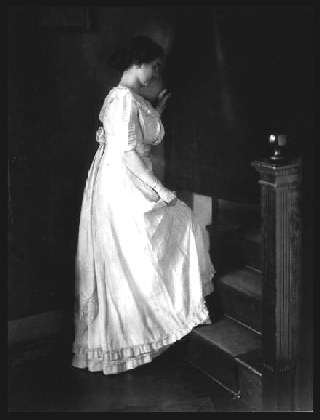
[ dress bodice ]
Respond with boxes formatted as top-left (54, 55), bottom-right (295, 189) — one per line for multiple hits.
top-left (97, 86), bottom-right (164, 163)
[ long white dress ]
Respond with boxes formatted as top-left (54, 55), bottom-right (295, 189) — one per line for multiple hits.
top-left (72, 86), bottom-right (215, 375)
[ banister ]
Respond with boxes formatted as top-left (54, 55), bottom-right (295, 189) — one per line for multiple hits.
top-left (252, 134), bottom-right (302, 411)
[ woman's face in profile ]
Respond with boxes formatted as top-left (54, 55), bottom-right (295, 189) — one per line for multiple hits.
top-left (139, 76), bottom-right (164, 102)
top-left (138, 57), bottom-right (164, 102)
top-left (138, 57), bottom-right (163, 87)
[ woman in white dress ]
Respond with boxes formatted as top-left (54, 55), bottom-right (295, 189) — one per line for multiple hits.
top-left (72, 36), bottom-right (215, 375)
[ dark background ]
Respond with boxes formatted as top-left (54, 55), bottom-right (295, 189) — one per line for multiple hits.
top-left (8, 5), bottom-right (315, 321)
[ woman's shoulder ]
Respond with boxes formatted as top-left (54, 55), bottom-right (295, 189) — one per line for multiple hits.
top-left (117, 87), bottom-right (159, 117)
top-left (110, 86), bottom-right (151, 107)
top-left (99, 86), bottom-right (138, 122)
top-left (108, 85), bottom-right (136, 101)
top-left (101, 86), bottom-right (158, 118)
top-left (100, 86), bottom-right (135, 110)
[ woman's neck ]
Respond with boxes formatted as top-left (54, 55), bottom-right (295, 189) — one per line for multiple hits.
top-left (119, 71), bottom-right (141, 94)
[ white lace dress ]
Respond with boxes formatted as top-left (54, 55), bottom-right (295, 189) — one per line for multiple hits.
top-left (72, 86), bottom-right (215, 375)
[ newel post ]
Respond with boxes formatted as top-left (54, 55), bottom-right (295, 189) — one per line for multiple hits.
top-left (252, 134), bottom-right (302, 411)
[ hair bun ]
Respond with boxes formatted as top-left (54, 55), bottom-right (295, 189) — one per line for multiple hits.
top-left (108, 36), bottom-right (164, 72)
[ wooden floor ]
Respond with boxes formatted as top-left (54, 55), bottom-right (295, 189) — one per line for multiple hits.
top-left (8, 342), bottom-right (247, 412)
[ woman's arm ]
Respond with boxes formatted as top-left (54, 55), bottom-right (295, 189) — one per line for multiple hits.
top-left (123, 149), bottom-right (176, 204)
top-left (155, 89), bottom-right (171, 116)
top-left (104, 90), bottom-right (175, 203)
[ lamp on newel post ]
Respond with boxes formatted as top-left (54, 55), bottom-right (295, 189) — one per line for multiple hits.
top-left (252, 134), bottom-right (302, 411)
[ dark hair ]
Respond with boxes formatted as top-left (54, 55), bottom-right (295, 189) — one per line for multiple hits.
top-left (108, 35), bottom-right (164, 72)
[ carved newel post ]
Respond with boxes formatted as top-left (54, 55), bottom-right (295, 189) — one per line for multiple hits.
top-left (252, 134), bottom-right (302, 411)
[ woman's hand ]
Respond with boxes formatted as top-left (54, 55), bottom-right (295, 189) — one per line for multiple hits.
top-left (163, 190), bottom-right (176, 205)
top-left (156, 185), bottom-right (176, 205)
top-left (155, 89), bottom-right (171, 115)
top-left (128, 171), bottom-right (160, 202)
top-left (166, 196), bottom-right (177, 207)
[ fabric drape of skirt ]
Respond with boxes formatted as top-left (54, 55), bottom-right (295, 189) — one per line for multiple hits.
top-left (72, 88), bottom-right (215, 375)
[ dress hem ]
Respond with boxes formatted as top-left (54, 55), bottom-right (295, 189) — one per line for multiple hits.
top-left (72, 297), bottom-right (212, 375)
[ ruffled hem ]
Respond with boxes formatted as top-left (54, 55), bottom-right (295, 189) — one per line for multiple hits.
top-left (72, 299), bottom-right (211, 375)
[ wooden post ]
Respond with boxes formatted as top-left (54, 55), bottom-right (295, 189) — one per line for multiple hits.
top-left (252, 135), bottom-right (302, 411)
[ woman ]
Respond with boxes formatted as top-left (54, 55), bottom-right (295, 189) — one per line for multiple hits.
top-left (72, 36), bottom-right (215, 375)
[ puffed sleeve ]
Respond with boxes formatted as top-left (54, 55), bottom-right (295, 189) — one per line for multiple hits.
top-left (152, 117), bottom-right (165, 145)
top-left (101, 90), bottom-right (143, 152)
top-left (136, 102), bottom-right (165, 146)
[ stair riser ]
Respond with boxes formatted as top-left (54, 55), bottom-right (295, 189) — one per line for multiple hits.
top-left (216, 285), bottom-right (262, 333)
top-left (186, 333), bottom-right (239, 393)
top-left (211, 236), bottom-right (261, 273)
top-left (185, 335), bottom-right (262, 410)
top-left (211, 235), bottom-right (246, 273)
top-left (241, 239), bottom-right (261, 271)
top-left (238, 365), bottom-right (262, 411)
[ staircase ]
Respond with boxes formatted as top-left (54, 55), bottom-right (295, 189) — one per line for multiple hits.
top-left (181, 153), bottom-right (303, 412)
top-left (184, 198), bottom-right (264, 411)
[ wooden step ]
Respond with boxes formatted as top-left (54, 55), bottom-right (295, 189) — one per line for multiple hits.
top-left (207, 199), bottom-right (261, 273)
top-left (216, 199), bottom-right (260, 230)
top-left (236, 349), bottom-right (263, 410)
top-left (240, 227), bottom-right (262, 271)
top-left (216, 267), bottom-right (262, 333)
top-left (209, 227), bottom-right (246, 273)
top-left (209, 225), bottom-right (262, 272)
top-left (185, 317), bottom-right (262, 410)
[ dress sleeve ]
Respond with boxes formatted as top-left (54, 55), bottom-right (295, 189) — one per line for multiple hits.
top-left (136, 101), bottom-right (165, 146)
top-left (153, 118), bottom-right (165, 145)
top-left (101, 90), bottom-right (142, 152)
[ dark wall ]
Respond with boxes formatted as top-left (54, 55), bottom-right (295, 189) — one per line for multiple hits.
top-left (8, 5), bottom-right (176, 320)
top-left (8, 5), bottom-right (315, 320)
top-left (163, 6), bottom-right (314, 202)
top-left (8, 6), bottom-right (94, 319)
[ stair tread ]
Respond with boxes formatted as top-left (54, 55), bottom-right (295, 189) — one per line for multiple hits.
top-left (193, 318), bottom-right (261, 358)
top-left (236, 349), bottom-right (263, 375)
top-left (217, 267), bottom-right (262, 298)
